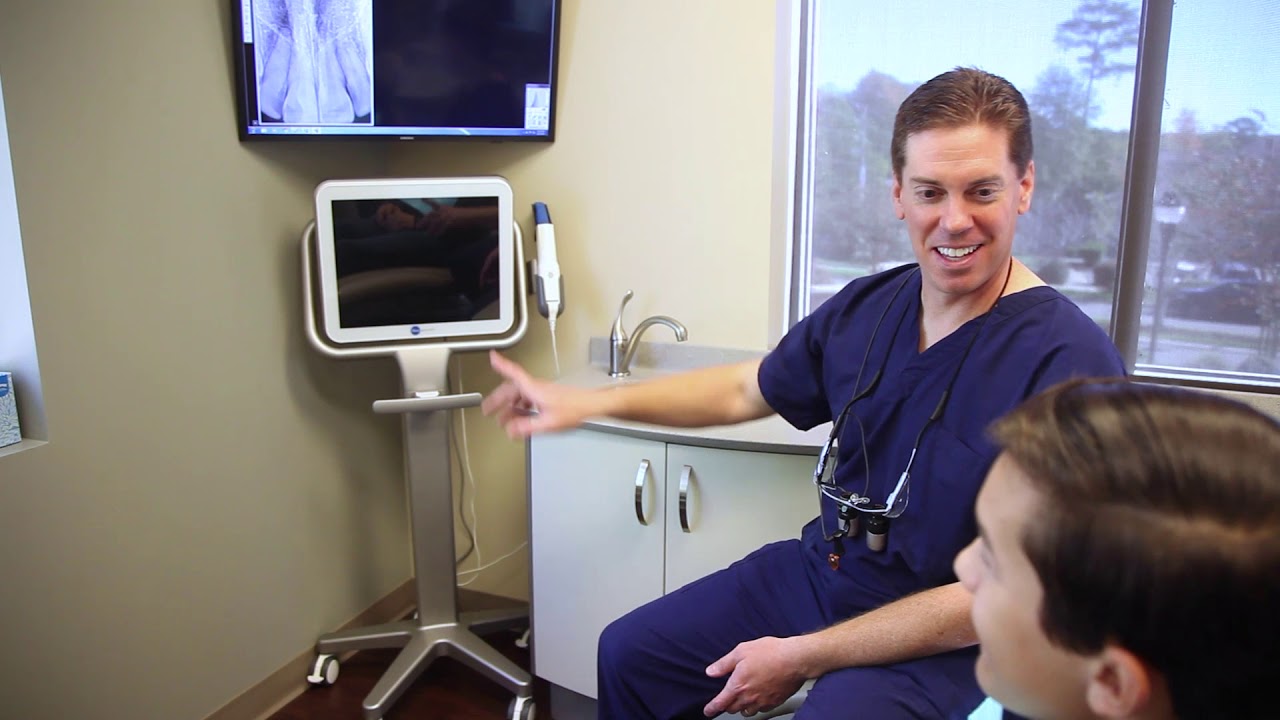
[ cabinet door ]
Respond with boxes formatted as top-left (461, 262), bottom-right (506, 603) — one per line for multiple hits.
top-left (529, 429), bottom-right (667, 698)
top-left (664, 444), bottom-right (818, 593)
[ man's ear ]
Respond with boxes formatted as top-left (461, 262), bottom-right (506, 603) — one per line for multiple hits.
top-left (891, 176), bottom-right (906, 220)
top-left (1017, 160), bottom-right (1035, 215)
top-left (1084, 645), bottom-right (1156, 718)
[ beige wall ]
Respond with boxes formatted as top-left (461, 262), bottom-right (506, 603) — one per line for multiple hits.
top-left (409, 0), bottom-right (779, 601)
top-left (0, 1), bottom-right (778, 718)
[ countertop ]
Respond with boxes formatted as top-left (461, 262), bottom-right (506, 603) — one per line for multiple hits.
top-left (546, 339), bottom-right (829, 455)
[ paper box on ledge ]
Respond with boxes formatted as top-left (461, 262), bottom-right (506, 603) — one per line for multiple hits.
top-left (0, 372), bottom-right (20, 447)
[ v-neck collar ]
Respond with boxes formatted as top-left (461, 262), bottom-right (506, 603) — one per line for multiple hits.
top-left (883, 281), bottom-right (1062, 397)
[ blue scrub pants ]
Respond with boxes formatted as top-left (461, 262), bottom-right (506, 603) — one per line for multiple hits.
top-left (597, 540), bottom-right (982, 719)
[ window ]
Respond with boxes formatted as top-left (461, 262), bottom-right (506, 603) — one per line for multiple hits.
top-left (1141, 0), bottom-right (1280, 384)
top-left (0, 73), bottom-right (47, 450)
top-left (782, 0), bottom-right (1280, 392)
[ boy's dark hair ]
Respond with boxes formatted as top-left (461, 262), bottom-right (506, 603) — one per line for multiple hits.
top-left (990, 379), bottom-right (1280, 719)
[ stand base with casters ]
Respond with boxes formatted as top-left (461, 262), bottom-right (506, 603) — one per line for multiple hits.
top-left (306, 344), bottom-right (534, 720)
top-left (315, 607), bottom-right (533, 719)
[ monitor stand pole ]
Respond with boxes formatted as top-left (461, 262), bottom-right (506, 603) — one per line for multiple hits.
top-left (315, 345), bottom-right (533, 719)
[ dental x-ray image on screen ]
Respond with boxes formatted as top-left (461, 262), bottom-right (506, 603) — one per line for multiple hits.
top-left (253, 0), bottom-right (373, 125)
top-left (233, 0), bottom-right (560, 140)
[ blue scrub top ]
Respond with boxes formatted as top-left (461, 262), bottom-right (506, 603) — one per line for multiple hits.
top-left (759, 264), bottom-right (1125, 614)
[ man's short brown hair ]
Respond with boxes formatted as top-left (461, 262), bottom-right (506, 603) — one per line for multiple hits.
top-left (891, 67), bottom-right (1033, 181)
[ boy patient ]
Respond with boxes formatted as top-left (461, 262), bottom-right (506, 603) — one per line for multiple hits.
top-left (955, 378), bottom-right (1280, 720)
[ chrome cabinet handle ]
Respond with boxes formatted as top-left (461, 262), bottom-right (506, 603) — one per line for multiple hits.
top-left (634, 459), bottom-right (652, 526)
top-left (679, 464), bottom-right (693, 533)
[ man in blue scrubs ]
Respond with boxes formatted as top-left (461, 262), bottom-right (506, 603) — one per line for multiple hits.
top-left (955, 379), bottom-right (1280, 720)
top-left (483, 67), bottom-right (1126, 719)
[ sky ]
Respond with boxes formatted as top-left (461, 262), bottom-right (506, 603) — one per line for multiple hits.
top-left (814, 0), bottom-right (1280, 134)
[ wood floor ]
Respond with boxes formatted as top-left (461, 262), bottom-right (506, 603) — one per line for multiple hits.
top-left (269, 593), bottom-right (554, 720)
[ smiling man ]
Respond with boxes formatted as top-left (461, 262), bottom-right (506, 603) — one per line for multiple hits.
top-left (485, 68), bottom-right (1126, 719)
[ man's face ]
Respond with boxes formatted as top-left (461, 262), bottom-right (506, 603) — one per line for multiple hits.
top-left (954, 454), bottom-right (1092, 720)
top-left (892, 123), bottom-right (1033, 304)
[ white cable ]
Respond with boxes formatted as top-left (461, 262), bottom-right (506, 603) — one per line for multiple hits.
top-left (547, 300), bottom-right (561, 378)
top-left (452, 355), bottom-right (482, 577)
top-left (450, 397), bottom-right (476, 565)
top-left (451, 349), bottom-right (528, 587)
top-left (457, 541), bottom-right (529, 577)
top-left (450, 411), bottom-right (473, 564)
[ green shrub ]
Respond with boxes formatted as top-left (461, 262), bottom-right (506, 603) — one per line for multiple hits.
top-left (1093, 262), bottom-right (1116, 289)
top-left (1037, 258), bottom-right (1070, 285)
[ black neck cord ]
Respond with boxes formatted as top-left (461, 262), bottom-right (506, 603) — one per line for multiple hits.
top-left (825, 259), bottom-right (1015, 506)
top-left (836, 266), bottom-right (920, 428)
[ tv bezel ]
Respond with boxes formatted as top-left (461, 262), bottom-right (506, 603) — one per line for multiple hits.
top-left (313, 176), bottom-right (517, 346)
top-left (230, 0), bottom-right (561, 142)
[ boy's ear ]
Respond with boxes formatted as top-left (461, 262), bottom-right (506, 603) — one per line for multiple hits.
top-left (1084, 645), bottom-right (1157, 718)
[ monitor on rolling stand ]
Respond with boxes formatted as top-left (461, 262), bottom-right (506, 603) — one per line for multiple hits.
top-left (300, 176), bottom-right (534, 720)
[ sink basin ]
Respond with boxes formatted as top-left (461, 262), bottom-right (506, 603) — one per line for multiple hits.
top-left (592, 366), bottom-right (671, 387)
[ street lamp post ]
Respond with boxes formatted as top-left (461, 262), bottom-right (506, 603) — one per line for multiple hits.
top-left (1148, 192), bottom-right (1187, 362)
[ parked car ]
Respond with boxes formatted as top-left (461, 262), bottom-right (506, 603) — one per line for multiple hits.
top-left (1166, 280), bottom-right (1263, 325)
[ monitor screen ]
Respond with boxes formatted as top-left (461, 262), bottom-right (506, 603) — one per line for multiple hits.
top-left (233, 0), bottom-right (559, 140)
top-left (313, 177), bottom-right (516, 345)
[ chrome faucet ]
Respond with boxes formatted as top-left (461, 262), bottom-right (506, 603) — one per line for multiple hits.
top-left (609, 290), bottom-right (688, 377)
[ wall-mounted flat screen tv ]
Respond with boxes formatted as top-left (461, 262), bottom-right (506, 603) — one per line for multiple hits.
top-left (232, 0), bottom-right (560, 141)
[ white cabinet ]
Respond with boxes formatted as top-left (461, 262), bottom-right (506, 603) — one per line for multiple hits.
top-left (528, 430), bottom-right (667, 699)
top-left (529, 428), bottom-right (817, 699)
top-left (662, 443), bottom-right (817, 593)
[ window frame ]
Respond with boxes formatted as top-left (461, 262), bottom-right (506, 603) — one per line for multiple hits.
top-left (770, 0), bottom-right (1280, 395)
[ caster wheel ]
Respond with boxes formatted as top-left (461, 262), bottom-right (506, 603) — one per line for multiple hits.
top-left (507, 696), bottom-right (535, 720)
top-left (306, 654), bottom-right (339, 686)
